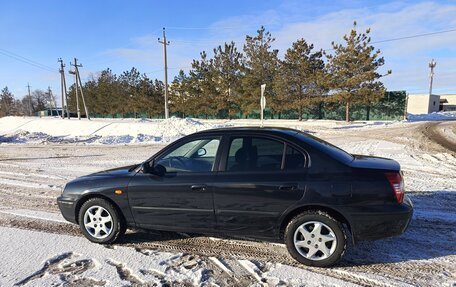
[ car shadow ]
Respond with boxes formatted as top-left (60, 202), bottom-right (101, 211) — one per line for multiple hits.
top-left (118, 228), bottom-right (268, 246)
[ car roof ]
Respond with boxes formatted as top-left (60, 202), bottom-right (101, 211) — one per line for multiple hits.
top-left (192, 126), bottom-right (301, 136)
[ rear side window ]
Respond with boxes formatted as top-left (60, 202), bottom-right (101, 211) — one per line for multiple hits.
top-left (284, 146), bottom-right (305, 170)
top-left (226, 137), bottom-right (284, 171)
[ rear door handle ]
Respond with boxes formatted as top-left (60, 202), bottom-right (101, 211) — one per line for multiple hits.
top-left (191, 184), bottom-right (207, 192)
top-left (279, 184), bottom-right (298, 191)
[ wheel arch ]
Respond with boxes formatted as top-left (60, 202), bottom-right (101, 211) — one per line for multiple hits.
top-left (74, 193), bottom-right (125, 225)
top-left (279, 205), bottom-right (353, 242)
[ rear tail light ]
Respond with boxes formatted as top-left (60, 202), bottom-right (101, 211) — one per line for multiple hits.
top-left (385, 172), bottom-right (404, 204)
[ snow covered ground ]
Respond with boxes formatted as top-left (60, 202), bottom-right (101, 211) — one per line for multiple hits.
top-left (0, 112), bottom-right (454, 145)
top-left (1, 226), bottom-right (362, 287)
top-left (407, 111), bottom-right (456, 121)
top-left (0, 116), bottom-right (223, 144)
top-left (0, 116), bottom-right (455, 286)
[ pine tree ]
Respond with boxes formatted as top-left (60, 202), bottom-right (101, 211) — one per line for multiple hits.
top-left (150, 79), bottom-right (165, 117)
top-left (0, 87), bottom-right (15, 117)
top-left (170, 70), bottom-right (192, 117)
top-left (325, 22), bottom-right (390, 122)
top-left (119, 67), bottom-right (143, 116)
top-left (242, 27), bottom-right (279, 118)
top-left (187, 51), bottom-right (218, 118)
top-left (274, 39), bottom-right (326, 120)
top-left (212, 41), bottom-right (244, 118)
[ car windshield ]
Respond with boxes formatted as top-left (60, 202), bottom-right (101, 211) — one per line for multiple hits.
top-left (295, 131), bottom-right (354, 164)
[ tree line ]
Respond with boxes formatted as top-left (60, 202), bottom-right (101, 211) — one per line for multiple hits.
top-left (169, 22), bottom-right (389, 121)
top-left (0, 87), bottom-right (53, 117)
top-left (2, 22), bottom-right (390, 121)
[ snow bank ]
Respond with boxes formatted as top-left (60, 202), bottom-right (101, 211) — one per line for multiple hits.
top-left (0, 116), bottom-right (226, 145)
top-left (407, 111), bottom-right (456, 121)
top-left (2, 114), bottom-right (454, 145)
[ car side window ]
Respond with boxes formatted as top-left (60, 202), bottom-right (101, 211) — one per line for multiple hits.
top-left (284, 145), bottom-right (306, 169)
top-left (156, 137), bottom-right (220, 173)
top-left (226, 137), bottom-right (284, 172)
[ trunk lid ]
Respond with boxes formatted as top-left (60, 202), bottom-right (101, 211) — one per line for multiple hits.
top-left (349, 154), bottom-right (400, 171)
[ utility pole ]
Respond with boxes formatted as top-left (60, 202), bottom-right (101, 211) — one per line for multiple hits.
top-left (58, 58), bottom-right (70, 119)
top-left (158, 27), bottom-right (170, 119)
top-left (69, 65), bottom-right (80, 120)
top-left (73, 59), bottom-right (90, 120)
top-left (26, 83), bottom-right (33, 116)
top-left (428, 59), bottom-right (437, 96)
top-left (69, 58), bottom-right (89, 120)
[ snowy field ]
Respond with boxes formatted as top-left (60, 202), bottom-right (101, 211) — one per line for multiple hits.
top-left (0, 116), bottom-right (455, 286)
top-left (0, 112), bottom-right (454, 145)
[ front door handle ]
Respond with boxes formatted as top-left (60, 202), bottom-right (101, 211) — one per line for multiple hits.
top-left (191, 184), bottom-right (207, 192)
top-left (278, 184), bottom-right (298, 191)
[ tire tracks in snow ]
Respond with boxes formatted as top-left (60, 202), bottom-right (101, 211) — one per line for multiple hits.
top-left (0, 212), bottom-right (418, 287)
top-left (420, 121), bottom-right (456, 154)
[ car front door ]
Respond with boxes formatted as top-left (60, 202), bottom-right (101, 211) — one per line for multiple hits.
top-left (127, 136), bottom-right (221, 231)
top-left (212, 135), bottom-right (307, 238)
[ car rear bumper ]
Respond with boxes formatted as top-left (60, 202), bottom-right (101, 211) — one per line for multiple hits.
top-left (57, 196), bottom-right (77, 224)
top-left (350, 195), bottom-right (413, 242)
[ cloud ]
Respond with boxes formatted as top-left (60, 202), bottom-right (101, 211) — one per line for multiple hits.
top-left (271, 1), bottom-right (456, 92)
top-left (104, 1), bottom-right (456, 94)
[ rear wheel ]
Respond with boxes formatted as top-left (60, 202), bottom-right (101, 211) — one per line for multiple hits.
top-left (78, 198), bottom-right (126, 244)
top-left (284, 211), bottom-right (346, 267)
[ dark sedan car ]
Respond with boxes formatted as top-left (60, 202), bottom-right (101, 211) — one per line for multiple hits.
top-left (57, 127), bottom-right (413, 267)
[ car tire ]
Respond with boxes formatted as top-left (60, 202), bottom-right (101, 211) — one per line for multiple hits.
top-left (284, 210), bottom-right (347, 267)
top-left (78, 198), bottom-right (126, 244)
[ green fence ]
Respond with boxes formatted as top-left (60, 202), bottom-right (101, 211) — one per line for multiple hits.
top-left (89, 91), bottom-right (406, 121)
top-left (212, 91), bottom-right (406, 121)
top-left (297, 91), bottom-right (406, 121)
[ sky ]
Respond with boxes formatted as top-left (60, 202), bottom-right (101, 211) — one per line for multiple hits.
top-left (1, 0), bottom-right (455, 104)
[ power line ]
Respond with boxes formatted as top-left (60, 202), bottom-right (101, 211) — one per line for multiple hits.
top-left (144, 66), bottom-right (192, 75)
top-left (171, 39), bottom-right (234, 45)
top-left (165, 24), bottom-right (274, 30)
top-left (372, 28), bottom-right (456, 44)
top-left (0, 48), bottom-right (56, 73)
top-left (324, 27), bottom-right (456, 51)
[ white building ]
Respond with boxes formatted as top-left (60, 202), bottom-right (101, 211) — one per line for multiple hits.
top-left (406, 94), bottom-right (440, 114)
top-left (406, 93), bottom-right (456, 114)
top-left (440, 94), bottom-right (456, 111)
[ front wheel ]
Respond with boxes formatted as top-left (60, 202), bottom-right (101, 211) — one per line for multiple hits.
top-left (78, 198), bottom-right (126, 244)
top-left (284, 211), bottom-right (347, 267)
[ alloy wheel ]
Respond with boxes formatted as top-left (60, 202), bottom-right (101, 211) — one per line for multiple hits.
top-left (293, 221), bottom-right (337, 261)
top-left (83, 205), bottom-right (113, 239)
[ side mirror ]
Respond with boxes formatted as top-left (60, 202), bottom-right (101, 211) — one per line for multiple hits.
top-left (142, 161), bottom-right (155, 174)
top-left (142, 161), bottom-right (166, 176)
top-left (153, 164), bottom-right (166, 176)
top-left (197, 148), bottom-right (207, 157)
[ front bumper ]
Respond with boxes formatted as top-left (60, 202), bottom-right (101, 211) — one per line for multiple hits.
top-left (57, 196), bottom-right (77, 224)
top-left (350, 195), bottom-right (413, 242)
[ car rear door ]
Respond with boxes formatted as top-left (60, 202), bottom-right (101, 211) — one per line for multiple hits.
top-left (212, 134), bottom-right (307, 238)
top-left (127, 136), bottom-right (221, 231)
